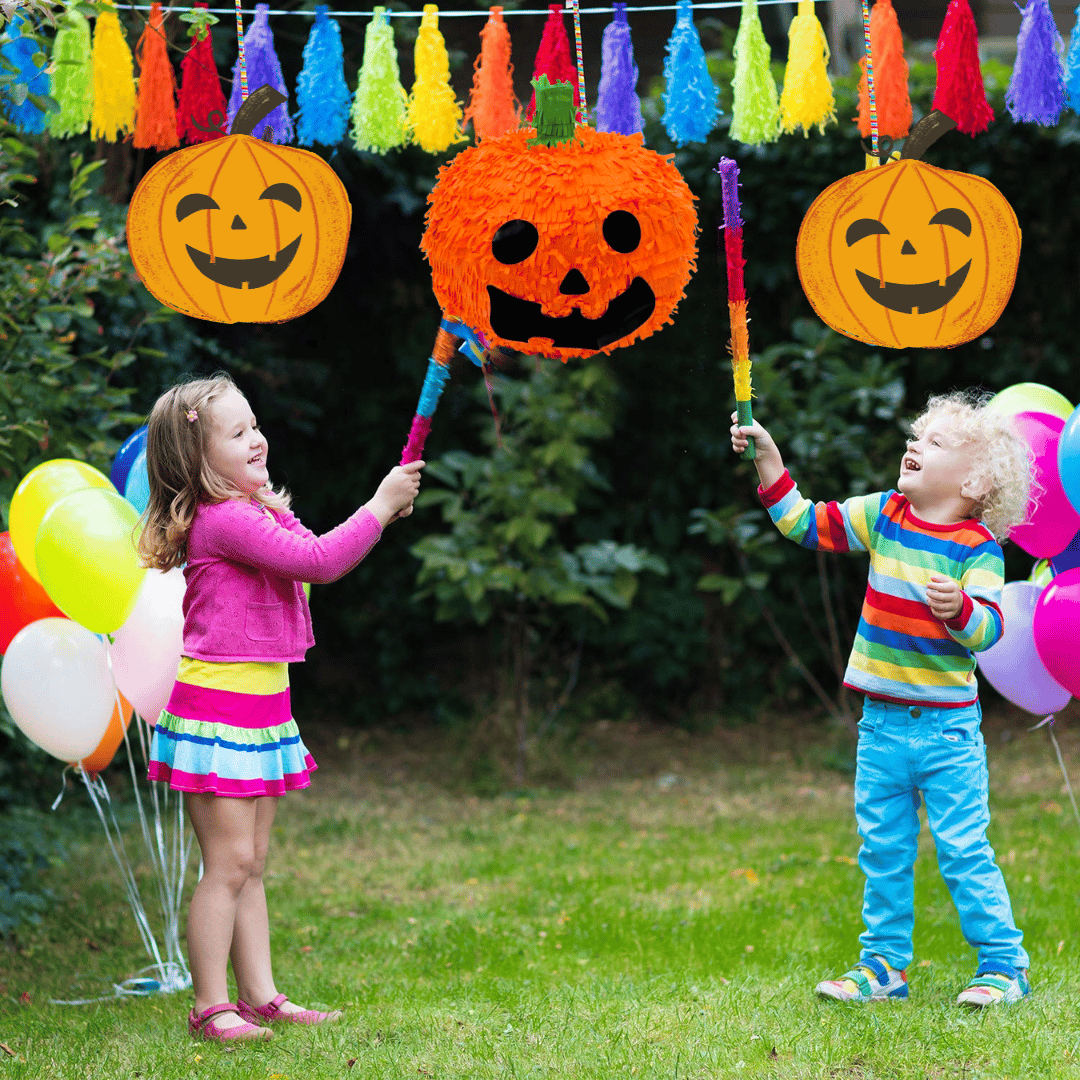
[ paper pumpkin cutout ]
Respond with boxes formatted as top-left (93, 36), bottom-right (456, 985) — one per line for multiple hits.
top-left (126, 86), bottom-right (351, 324)
top-left (796, 111), bottom-right (1021, 349)
top-left (421, 77), bottom-right (697, 361)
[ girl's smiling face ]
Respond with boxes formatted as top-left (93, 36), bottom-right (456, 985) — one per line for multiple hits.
top-left (898, 423), bottom-right (980, 509)
top-left (205, 386), bottom-right (268, 498)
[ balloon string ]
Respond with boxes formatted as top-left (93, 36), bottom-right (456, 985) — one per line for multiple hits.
top-left (1048, 721), bottom-right (1080, 836)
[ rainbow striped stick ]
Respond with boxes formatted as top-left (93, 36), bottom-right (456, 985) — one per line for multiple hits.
top-left (566, 0), bottom-right (587, 122)
top-left (861, 0), bottom-right (878, 167)
top-left (717, 157), bottom-right (755, 460)
top-left (235, 0), bottom-right (249, 100)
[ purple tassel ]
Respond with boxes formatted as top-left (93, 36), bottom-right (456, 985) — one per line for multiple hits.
top-left (1006, 0), bottom-right (1066, 125)
top-left (227, 3), bottom-right (294, 142)
top-left (596, 2), bottom-right (643, 135)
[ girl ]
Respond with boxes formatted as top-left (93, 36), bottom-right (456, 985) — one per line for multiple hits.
top-left (138, 372), bottom-right (423, 1043)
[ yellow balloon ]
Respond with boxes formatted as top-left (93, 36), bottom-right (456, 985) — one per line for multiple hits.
top-left (35, 488), bottom-right (145, 634)
top-left (987, 383), bottom-right (1074, 422)
top-left (9, 459), bottom-right (113, 583)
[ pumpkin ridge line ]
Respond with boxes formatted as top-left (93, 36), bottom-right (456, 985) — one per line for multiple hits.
top-left (150, 169), bottom-right (212, 321)
top-left (822, 202), bottom-right (879, 346)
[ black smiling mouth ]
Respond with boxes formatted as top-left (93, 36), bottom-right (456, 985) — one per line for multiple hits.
top-left (487, 277), bottom-right (656, 351)
top-left (855, 260), bottom-right (971, 315)
top-left (186, 235), bottom-right (301, 290)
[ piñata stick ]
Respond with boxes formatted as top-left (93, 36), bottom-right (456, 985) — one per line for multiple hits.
top-left (716, 157), bottom-right (755, 460)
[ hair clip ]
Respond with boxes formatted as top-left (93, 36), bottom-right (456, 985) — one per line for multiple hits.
top-left (186, 408), bottom-right (198, 423)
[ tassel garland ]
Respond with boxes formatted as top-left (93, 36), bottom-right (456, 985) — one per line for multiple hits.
top-left (1, 12), bottom-right (52, 135)
top-left (1007, 0), bottom-right (1066, 125)
top-left (1066, 6), bottom-right (1080, 112)
top-left (857, 0), bottom-right (910, 139)
top-left (731, 0), bottom-right (779, 144)
top-left (91, 1), bottom-right (137, 142)
top-left (297, 5), bottom-right (351, 146)
top-left (177, 3), bottom-right (228, 144)
top-left (527, 5), bottom-right (578, 122)
top-left (463, 7), bottom-right (519, 141)
top-left (407, 5), bottom-right (465, 152)
top-left (351, 6), bottom-right (407, 153)
top-left (49, 7), bottom-right (93, 138)
top-left (932, 0), bottom-right (993, 134)
top-left (133, 1), bottom-right (179, 150)
top-left (227, 3), bottom-right (293, 142)
top-left (779, 0), bottom-right (835, 136)
top-left (596, 2), bottom-right (644, 135)
top-left (661, 0), bottom-right (718, 146)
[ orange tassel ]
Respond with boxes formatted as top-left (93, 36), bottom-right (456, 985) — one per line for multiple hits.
top-left (134, 1), bottom-right (179, 149)
top-left (857, 0), bottom-right (911, 139)
top-left (463, 6), bottom-right (519, 140)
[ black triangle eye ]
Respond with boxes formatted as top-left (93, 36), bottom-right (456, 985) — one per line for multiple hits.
top-left (176, 193), bottom-right (220, 221)
top-left (260, 183), bottom-right (302, 212)
top-left (928, 208), bottom-right (972, 236)
top-left (603, 210), bottom-right (641, 253)
top-left (845, 218), bottom-right (890, 246)
top-left (492, 219), bottom-right (539, 264)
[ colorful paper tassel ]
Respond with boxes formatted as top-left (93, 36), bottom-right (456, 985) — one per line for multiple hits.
top-left (932, 0), bottom-right (994, 134)
top-left (177, 3), bottom-right (228, 144)
top-left (1066, 6), bottom-right (1080, 111)
top-left (596, 2), bottom-right (644, 135)
top-left (48, 7), bottom-right (93, 138)
top-left (351, 6), bottom-right (407, 153)
top-left (297, 5), bottom-right (351, 146)
top-left (526, 4), bottom-right (578, 122)
top-left (91, 1), bottom-right (137, 142)
top-left (661, 0), bottom-right (719, 146)
top-left (1006, 0), bottom-right (1066, 125)
top-left (731, 0), bottom-right (779, 144)
top-left (779, 0), bottom-right (834, 135)
top-left (227, 3), bottom-right (293, 142)
top-left (133, 2), bottom-right (179, 150)
top-left (463, 7), bottom-right (519, 141)
top-left (407, 5), bottom-right (465, 153)
top-left (1, 11), bottom-right (51, 135)
top-left (857, 0), bottom-right (911, 139)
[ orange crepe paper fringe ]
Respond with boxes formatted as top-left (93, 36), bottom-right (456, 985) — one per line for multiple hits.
top-left (134, 1), bottom-right (179, 149)
top-left (857, 0), bottom-right (911, 139)
top-left (463, 6), bottom-right (520, 140)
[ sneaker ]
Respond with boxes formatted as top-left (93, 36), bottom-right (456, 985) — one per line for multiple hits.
top-left (816, 956), bottom-right (908, 1002)
top-left (956, 962), bottom-right (1031, 1007)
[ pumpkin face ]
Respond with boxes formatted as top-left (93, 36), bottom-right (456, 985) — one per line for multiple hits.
top-left (421, 125), bottom-right (698, 361)
top-left (796, 157), bottom-right (1020, 349)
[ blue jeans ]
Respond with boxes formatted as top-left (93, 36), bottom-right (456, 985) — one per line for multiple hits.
top-left (854, 697), bottom-right (1028, 972)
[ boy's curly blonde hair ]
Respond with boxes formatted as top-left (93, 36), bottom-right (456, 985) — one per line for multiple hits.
top-left (908, 389), bottom-right (1035, 542)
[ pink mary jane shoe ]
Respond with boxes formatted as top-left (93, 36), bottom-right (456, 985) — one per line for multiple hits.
top-left (188, 1002), bottom-right (273, 1043)
top-left (237, 993), bottom-right (343, 1027)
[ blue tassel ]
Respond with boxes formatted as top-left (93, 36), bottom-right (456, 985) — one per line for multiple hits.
top-left (227, 3), bottom-right (294, 142)
top-left (661, 0), bottom-right (719, 146)
top-left (296, 5), bottom-right (351, 146)
top-left (1064, 4), bottom-right (1080, 110)
top-left (1006, 0), bottom-right (1065, 125)
top-left (1, 12), bottom-right (51, 135)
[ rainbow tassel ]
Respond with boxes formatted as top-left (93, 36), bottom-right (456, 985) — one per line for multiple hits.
top-left (133, 2), bottom-right (179, 150)
top-left (1, 12), bottom-right (52, 135)
top-left (49, 7), bottom-right (93, 138)
top-left (351, 7), bottom-right (407, 153)
top-left (527, 5), bottom-right (578, 122)
top-left (463, 7), bottom-right (519, 141)
top-left (932, 0), bottom-right (993, 134)
top-left (1007, 0), bottom-right (1066, 124)
top-left (227, 3), bottom-right (293, 142)
top-left (857, 0), bottom-right (911, 139)
top-left (177, 2), bottom-right (228, 144)
top-left (597, 2), bottom-right (644, 135)
top-left (297, 5), bottom-right (351, 146)
top-left (661, 0), bottom-right (719, 146)
top-left (1066, 6), bottom-right (1080, 111)
top-left (731, 0), bottom-right (779, 144)
top-left (779, 0), bottom-right (834, 135)
top-left (91, 1), bottom-right (137, 142)
top-left (407, 5), bottom-right (465, 153)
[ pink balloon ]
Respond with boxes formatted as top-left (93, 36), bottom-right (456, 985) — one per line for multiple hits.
top-left (1010, 411), bottom-right (1080, 558)
top-left (1033, 568), bottom-right (1080, 698)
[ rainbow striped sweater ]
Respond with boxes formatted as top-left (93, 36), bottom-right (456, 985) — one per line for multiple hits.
top-left (760, 470), bottom-right (1004, 707)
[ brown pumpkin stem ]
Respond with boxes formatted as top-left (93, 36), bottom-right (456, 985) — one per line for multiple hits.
top-left (230, 85), bottom-right (287, 136)
top-left (529, 75), bottom-right (576, 147)
top-left (899, 110), bottom-right (958, 161)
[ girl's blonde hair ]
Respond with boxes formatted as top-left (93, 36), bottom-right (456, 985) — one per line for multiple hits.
top-left (908, 389), bottom-right (1035, 542)
top-left (134, 372), bottom-right (292, 570)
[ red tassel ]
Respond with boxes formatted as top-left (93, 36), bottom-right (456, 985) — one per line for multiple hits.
top-left (134, 2), bottom-right (179, 150)
top-left (857, 0), bottom-right (911, 139)
top-left (177, 2), bottom-right (228, 144)
top-left (526, 4), bottom-right (577, 122)
top-left (932, 0), bottom-right (993, 134)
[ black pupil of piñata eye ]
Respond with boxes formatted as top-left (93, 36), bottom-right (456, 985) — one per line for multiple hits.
top-left (603, 210), bottom-right (641, 253)
top-left (492, 220), bottom-right (539, 264)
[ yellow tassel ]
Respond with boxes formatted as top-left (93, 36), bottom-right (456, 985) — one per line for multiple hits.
top-left (91, 1), bottom-right (136, 141)
top-left (778, 0), bottom-right (834, 136)
top-left (407, 5), bottom-right (465, 152)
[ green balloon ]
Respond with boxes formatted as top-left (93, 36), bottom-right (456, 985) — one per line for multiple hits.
top-left (1029, 559), bottom-right (1054, 589)
top-left (987, 383), bottom-right (1073, 422)
top-left (302, 581), bottom-right (311, 601)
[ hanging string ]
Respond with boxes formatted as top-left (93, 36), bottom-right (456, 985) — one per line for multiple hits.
top-left (1028, 714), bottom-right (1080, 836)
top-left (860, 0), bottom-right (878, 161)
top-left (234, 0), bottom-right (248, 100)
top-left (117, 1), bottom-right (832, 15)
top-left (568, 0), bottom-right (588, 122)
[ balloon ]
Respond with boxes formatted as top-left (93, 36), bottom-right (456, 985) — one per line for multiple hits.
top-left (0, 532), bottom-right (65, 653)
top-left (124, 448), bottom-right (150, 516)
top-left (109, 426), bottom-right (148, 498)
top-left (976, 581), bottom-right (1071, 716)
top-left (1050, 530), bottom-right (1080, 576)
top-left (1029, 559), bottom-right (1054, 589)
top-left (110, 567), bottom-right (185, 725)
top-left (988, 382), bottom-right (1073, 423)
top-left (1058, 403), bottom-right (1080, 516)
top-left (35, 489), bottom-right (146, 634)
top-left (303, 581), bottom-right (310, 601)
top-left (9, 459), bottom-right (114, 583)
top-left (1033, 568), bottom-right (1080, 698)
top-left (79, 691), bottom-right (133, 777)
top-left (0, 618), bottom-right (115, 760)
top-left (1009, 411), bottom-right (1080, 558)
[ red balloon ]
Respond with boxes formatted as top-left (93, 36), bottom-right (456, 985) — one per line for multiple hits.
top-left (1032, 567), bottom-right (1080, 698)
top-left (0, 532), bottom-right (65, 654)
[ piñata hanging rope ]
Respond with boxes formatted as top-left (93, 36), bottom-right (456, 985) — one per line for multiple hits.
top-left (234, 0), bottom-right (248, 98)
top-left (566, 0), bottom-right (588, 122)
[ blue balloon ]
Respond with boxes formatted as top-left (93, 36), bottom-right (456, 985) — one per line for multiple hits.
top-left (110, 426), bottom-right (148, 495)
top-left (124, 449), bottom-right (150, 515)
top-left (1051, 530), bottom-right (1080, 575)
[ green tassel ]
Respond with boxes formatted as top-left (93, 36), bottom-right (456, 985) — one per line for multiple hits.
top-left (49, 7), bottom-right (93, 137)
top-left (350, 6), bottom-right (407, 154)
top-left (730, 0), bottom-right (779, 145)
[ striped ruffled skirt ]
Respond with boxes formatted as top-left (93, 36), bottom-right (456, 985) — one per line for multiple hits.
top-left (147, 657), bottom-right (317, 798)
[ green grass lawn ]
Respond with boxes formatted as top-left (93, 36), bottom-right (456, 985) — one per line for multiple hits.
top-left (2, 712), bottom-right (1079, 1079)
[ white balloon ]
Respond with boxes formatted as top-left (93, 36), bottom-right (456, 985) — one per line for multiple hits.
top-left (110, 567), bottom-right (185, 725)
top-left (1, 618), bottom-right (115, 760)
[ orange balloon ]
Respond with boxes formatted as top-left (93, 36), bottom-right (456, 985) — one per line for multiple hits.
top-left (78, 692), bottom-right (133, 777)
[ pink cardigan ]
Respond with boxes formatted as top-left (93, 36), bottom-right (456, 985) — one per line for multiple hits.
top-left (182, 497), bottom-right (382, 663)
